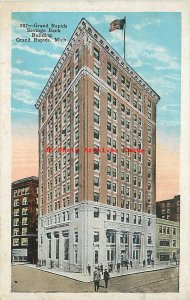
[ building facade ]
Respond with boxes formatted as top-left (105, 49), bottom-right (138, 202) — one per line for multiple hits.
top-left (156, 218), bottom-right (180, 262)
top-left (11, 176), bottom-right (39, 263)
top-left (36, 18), bottom-right (160, 273)
top-left (156, 195), bottom-right (180, 222)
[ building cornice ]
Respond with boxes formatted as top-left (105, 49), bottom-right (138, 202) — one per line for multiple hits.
top-left (35, 18), bottom-right (160, 109)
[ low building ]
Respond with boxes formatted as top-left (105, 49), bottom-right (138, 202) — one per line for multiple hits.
top-left (11, 176), bottom-right (39, 263)
top-left (156, 218), bottom-right (180, 262)
top-left (156, 195), bottom-right (180, 222)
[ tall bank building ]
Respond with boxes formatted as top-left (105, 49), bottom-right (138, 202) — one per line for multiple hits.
top-left (36, 18), bottom-right (160, 273)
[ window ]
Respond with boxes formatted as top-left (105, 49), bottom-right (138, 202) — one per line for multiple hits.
top-left (160, 240), bottom-right (170, 246)
top-left (113, 211), bottom-right (116, 221)
top-left (107, 76), bottom-right (111, 86)
top-left (94, 97), bottom-right (99, 109)
top-left (94, 231), bottom-right (99, 242)
top-left (173, 240), bottom-right (176, 247)
top-left (138, 216), bottom-right (142, 225)
top-left (121, 213), bottom-right (124, 222)
top-left (94, 192), bottom-right (99, 202)
top-left (94, 84), bottom-right (100, 94)
top-left (113, 82), bottom-right (117, 91)
top-left (121, 75), bottom-right (125, 84)
top-left (106, 232), bottom-right (115, 243)
top-left (94, 160), bottom-right (99, 171)
top-left (107, 61), bottom-right (111, 72)
top-left (173, 228), bottom-right (176, 235)
top-left (107, 210), bottom-right (111, 220)
top-left (107, 181), bottom-right (111, 190)
top-left (75, 232), bottom-right (78, 243)
top-left (75, 208), bottom-right (78, 218)
top-left (14, 199), bottom-right (19, 207)
top-left (107, 93), bottom-right (111, 103)
top-left (107, 166), bottom-right (111, 176)
top-left (21, 238), bottom-right (28, 246)
top-left (13, 238), bottom-right (19, 246)
top-left (148, 236), bottom-right (152, 244)
top-left (134, 215), bottom-right (137, 224)
top-left (22, 218), bottom-right (28, 225)
top-left (14, 209), bottom-right (19, 217)
top-left (75, 177), bottom-right (79, 188)
top-left (148, 218), bottom-right (151, 226)
top-left (94, 113), bottom-right (100, 124)
top-left (113, 97), bottom-right (117, 106)
top-left (94, 207), bottom-right (99, 218)
top-left (22, 208), bottom-right (28, 215)
top-left (107, 195), bottom-right (111, 205)
top-left (94, 176), bottom-right (99, 187)
top-left (94, 48), bottom-right (100, 61)
top-left (133, 234), bottom-right (140, 244)
top-left (13, 218), bottom-right (19, 226)
top-left (94, 129), bottom-right (99, 140)
top-left (126, 214), bottom-right (129, 223)
top-left (94, 65), bottom-right (100, 76)
top-left (75, 48), bottom-right (79, 60)
top-left (13, 228), bottom-right (19, 236)
top-left (113, 67), bottom-right (117, 76)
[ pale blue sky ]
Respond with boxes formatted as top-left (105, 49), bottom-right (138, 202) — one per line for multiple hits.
top-left (12, 12), bottom-right (181, 143)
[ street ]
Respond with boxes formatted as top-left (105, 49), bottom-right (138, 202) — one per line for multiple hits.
top-left (12, 264), bottom-right (179, 293)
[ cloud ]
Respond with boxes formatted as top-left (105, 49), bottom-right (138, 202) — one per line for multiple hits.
top-left (158, 104), bottom-right (180, 113)
top-left (12, 44), bottom-right (61, 59)
top-left (40, 67), bottom-right (54, 72)
top-left (12, 88), bottom-right (36, 105)
top-left (87, 14), bottom-right (118, 26)
top-left (13, 78), bottom-right (41, 89)
top-left (11, 107), bottom-right (37, 115)
top-left (12, 67), bottom-right (49, 79)
top-left (107, 30), bottom-right (180, 71)
top-left (133, 18), bottom-right (161, 31)
top-left (15, 59), bottom-right (23, 64)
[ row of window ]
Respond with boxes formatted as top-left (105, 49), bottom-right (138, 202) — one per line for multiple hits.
top-left (13, 208), bottom-right (28, 216)
top-left (12, 238), bottom-right (28, 246)
top-left (14, 197), bottom-right (28, 207)
top-left (13, 217), bottom-right (28, 226)
top-left (14, 187), bottom-right (30, 197)
top-left (159, 226), bottom-right (177, 235)
top-left (13, 228), bottom-right (28, 236)
top-left (159, 240), bottom-right (177, 247)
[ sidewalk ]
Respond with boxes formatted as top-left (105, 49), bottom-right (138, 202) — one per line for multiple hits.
top-left (20, 262), bottom-right (178, 283)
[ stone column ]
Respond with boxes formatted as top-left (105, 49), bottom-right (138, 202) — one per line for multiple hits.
top-left (128, 232), bottom-right (133, 260)
top-left (59, 231), bottom-right (63, 268)
top-left (115, 231), bottom-right (121, 263)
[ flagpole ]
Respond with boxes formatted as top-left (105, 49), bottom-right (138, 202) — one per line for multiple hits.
top-left (124, 17), bottom-right (126, 61)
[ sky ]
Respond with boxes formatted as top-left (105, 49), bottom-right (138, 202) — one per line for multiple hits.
top-left (11, 12), bottom-right (181, 201)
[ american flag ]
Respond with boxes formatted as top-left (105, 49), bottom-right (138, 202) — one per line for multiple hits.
top-left (109, 18), bottom-right (126, 32)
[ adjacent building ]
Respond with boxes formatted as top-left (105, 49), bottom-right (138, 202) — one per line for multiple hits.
top-left (156, 218), bottom-right (180, 262)
top-left (36, 18), bottom-right (160, 273)
top-left (11, 176), bottom-right (39, 263)
top-left (156, 195), bottom-right (180, 222)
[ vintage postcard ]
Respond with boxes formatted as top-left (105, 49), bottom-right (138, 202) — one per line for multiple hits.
top-left (0, 1), bottom-right (189, 299)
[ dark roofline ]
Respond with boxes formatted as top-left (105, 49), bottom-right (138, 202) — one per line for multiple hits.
top-left (156, 195), bottom-right (180, 203)
top-left (35, 17), bottom-right (160, 109)
top-left (12, 176), bottom-right (39, 186)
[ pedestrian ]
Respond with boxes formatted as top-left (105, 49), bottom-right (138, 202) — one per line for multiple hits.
top-left (130, 260), bottom-right (133, 269)
top-left (87, 264), bottom-right (91, 276)
top-left (126, 260), bottom-right (129, 270)
top-left (143, 259), bottom-right (146, 267)
top-left (100, 263), bottom-right (103, 275)
top-left (93, 267), bottom-right (101, 292)
top-left (151, 259), bottom-right (155, 268)
top-left (103, 268), bottom-right (110, 288)
top-left (117, 262), bottom-right (120, 273)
